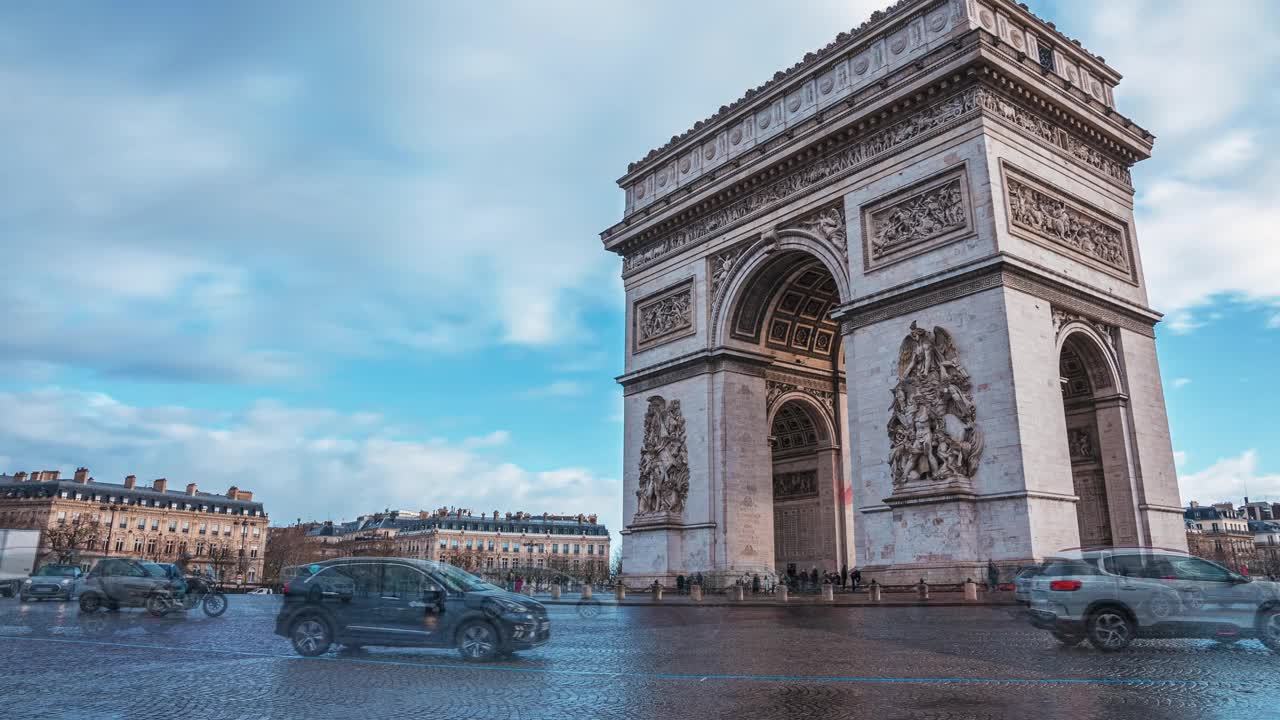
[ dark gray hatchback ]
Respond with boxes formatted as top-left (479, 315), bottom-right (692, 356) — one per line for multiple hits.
top-left (274, 557), bottom-right (550, 661)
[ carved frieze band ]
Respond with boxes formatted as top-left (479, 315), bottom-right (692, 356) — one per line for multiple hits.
top-left (863, 167), bottom-right (972, 270)
top-left (634, 279), bottom-right (695, 351)
top-left (978, 90), bottom-right (1132, 186)
top-left (621, 86), bottom-right (986, 276)
top-left (837, 264), bottom-right (1156, 339)
top-left (1002, 164), bottom-right (1135, 283)
top-left (619, 83), bottom-right (1134, 277)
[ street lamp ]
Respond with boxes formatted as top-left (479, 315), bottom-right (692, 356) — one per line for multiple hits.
top-left (99, 504), bottom-right (122, 560)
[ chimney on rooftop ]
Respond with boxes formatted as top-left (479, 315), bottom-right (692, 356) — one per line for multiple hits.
top-left (14, 471), bottom-right (27, 483)
top-left (186, 482), bottom-right (198, 496)
top-left (493, 510), bottom-right (499, 519)
top-left (74, 467), bottom-right (90, 484)
top-left (153, 478), bottom-right (167, 493)
top-left (123, 475), bottom-right (136, 489)
top-left (1189, 501), bottom-right (1200, 508)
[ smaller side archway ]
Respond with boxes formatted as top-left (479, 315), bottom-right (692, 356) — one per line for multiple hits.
top-left (767, 395), bottom-right (845, 580)
top-left (1057, 328), bottom-right (1137, 548)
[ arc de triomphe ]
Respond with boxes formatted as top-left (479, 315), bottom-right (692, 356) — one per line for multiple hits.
top-left (602, 0), bottom-right (1186, 587)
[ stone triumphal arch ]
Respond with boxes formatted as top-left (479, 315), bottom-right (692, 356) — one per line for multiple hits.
top-left (603, 0), bottom-right (1186, 587)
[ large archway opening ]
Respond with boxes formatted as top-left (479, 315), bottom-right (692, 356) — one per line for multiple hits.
top-left (727, 250), bottom-right (849, 580)
top-left (1058, 332), bottom-right (1120, 548)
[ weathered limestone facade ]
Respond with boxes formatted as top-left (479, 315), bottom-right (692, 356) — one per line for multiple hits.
top-left (604, 0), bottom-right (1186, 588)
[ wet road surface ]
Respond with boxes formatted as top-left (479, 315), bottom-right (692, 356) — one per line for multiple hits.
top-left (0, 595), bottom-right (1275, 719)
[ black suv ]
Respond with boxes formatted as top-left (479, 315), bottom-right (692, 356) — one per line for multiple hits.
top-left (274, 557), bottom-right (550, 661)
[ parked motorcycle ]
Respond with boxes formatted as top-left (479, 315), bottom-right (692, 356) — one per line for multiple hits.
top-left (180, 571), bottom-right (228, 617)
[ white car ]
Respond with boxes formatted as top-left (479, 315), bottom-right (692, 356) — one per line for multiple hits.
top-left (248, 588), bottom-right (274, 595)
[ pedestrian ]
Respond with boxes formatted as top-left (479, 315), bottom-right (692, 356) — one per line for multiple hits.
top-left (841, 564), bottom-right (848, 590)
top-left (695, 572), bottom-right (704, 590)
top-left (752, 573), bottom-right (761, 595)
top-left (514, 575), bottom-right (523, 593)
top-left (676, 574), bottom-right (686, 594)
top-left (810, 567), bottom-right (819, 588)
top-left (986, 559), bottom-right (999, 590)
top-left (851, 567), bottom-right (862, 591)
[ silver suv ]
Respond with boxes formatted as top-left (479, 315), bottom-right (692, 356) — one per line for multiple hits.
top-left (1027, 547), bottom-right (1280, 652)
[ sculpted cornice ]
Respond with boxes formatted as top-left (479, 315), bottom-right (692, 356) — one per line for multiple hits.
top-left (619, 0), bottom-right (1126, 188)
top-left (611, 76), bottom-right (1139, 279)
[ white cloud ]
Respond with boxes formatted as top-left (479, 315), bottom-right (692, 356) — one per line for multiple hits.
top-left (1179, 450), bottom-right (1280, 505)
top-left (1056, 0), bottom-right (1280, 325)
top-left (1172, 378), bottom-right (1192, 388)
top-left (0, 388), bottom-right (621, 533)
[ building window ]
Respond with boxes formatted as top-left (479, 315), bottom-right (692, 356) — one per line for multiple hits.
top-left (573, 544), bottom-right (580, 555)
top-left (439, 539), bottom-right (447, 548)
top-left (165, 540), bottom-right (175, 555)
top-left (168, 521), bottom-right (177, 532)
top-left (248, 571), bottom-right (257, 583)
top-left (502, 542), bottom-right (509, 552)
top-left (151, 519), bottom-right (159, 531)
top-left (486, 558), bottom-right (494, 569)
top-left (134, 538), bottom-right (144, 553)
top-left (253, 526), bottom-right (261, 537)
top-left (115, 538), bottom-right (125, 552)
top-left (552, 544), bottom-right (559, 554)
top-left (587, 545), bottom-right (594, 555)
top-left (487, 540), bottom-right (494, 551)
top-left (136, 518), bottom-right (145, 530)
top-left (451, 539), bottom-right (459, 548)
top-left (57, 511), bottom-right (67, 522)
top-left (196, 541), bottom-right (206, 556)
top-left (501, 558), bottom-right (509, 569)
top-left (146, 538), bottom-right (157, 555)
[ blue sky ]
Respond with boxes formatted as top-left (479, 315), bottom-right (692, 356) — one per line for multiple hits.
top-left (1, 0), bottom-right (1278, 538)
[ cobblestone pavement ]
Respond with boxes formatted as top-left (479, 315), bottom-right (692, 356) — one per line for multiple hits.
top-left (1, 596), bottom-right (1275, 720)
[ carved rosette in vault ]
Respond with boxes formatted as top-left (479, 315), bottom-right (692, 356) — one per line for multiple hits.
top-left (886, 322), bottom-right (983, 493)
top-left (635, 396), bottom-right (690, 521)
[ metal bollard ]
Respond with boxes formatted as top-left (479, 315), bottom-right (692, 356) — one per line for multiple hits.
top-left (550, 583), bottom-right (561, 600)
top-left (963, 578), bottom-right (977, 602)
top-left (777, 584), bottom-right (788, 603)
top-left (916, 578), bottom-right (930, 601)
top-left (652, 584), bottom-right (663, 602)
top-left (821, 582), bottom-right (834, 602)
top-left (690, 584), bottom-right (702, 602)
top-left (614, 584), bottom-right (625, 601)
top-left (581, 584), bottom-right (593, 601)
top-left (870, 580), bottom-right (882, 603)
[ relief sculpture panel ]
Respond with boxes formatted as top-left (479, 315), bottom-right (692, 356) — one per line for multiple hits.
top-left (887, 322), bottom-right (984, 490)
top-left (634, 280), bottom-right (694, 351)
top-left (635, 396), bottom-right (690, 518)
top-left (1003, 165), bottom-right (1134, 282)
top-left (863, 169), bottom-right (972, 270)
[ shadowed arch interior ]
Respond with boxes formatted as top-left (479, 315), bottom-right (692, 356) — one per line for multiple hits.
top-left (1059, 331), bottom-right (1121, 548)
top-left (731, 253), bottom-right (842, 364)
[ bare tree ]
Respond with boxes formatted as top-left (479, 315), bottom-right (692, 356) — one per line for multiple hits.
top-left (261, 524), bottom-right (325, 585)
top-left (42, 516), bottom-right (103, 565)
top-left (610, 547), bottom-right (623, 581)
